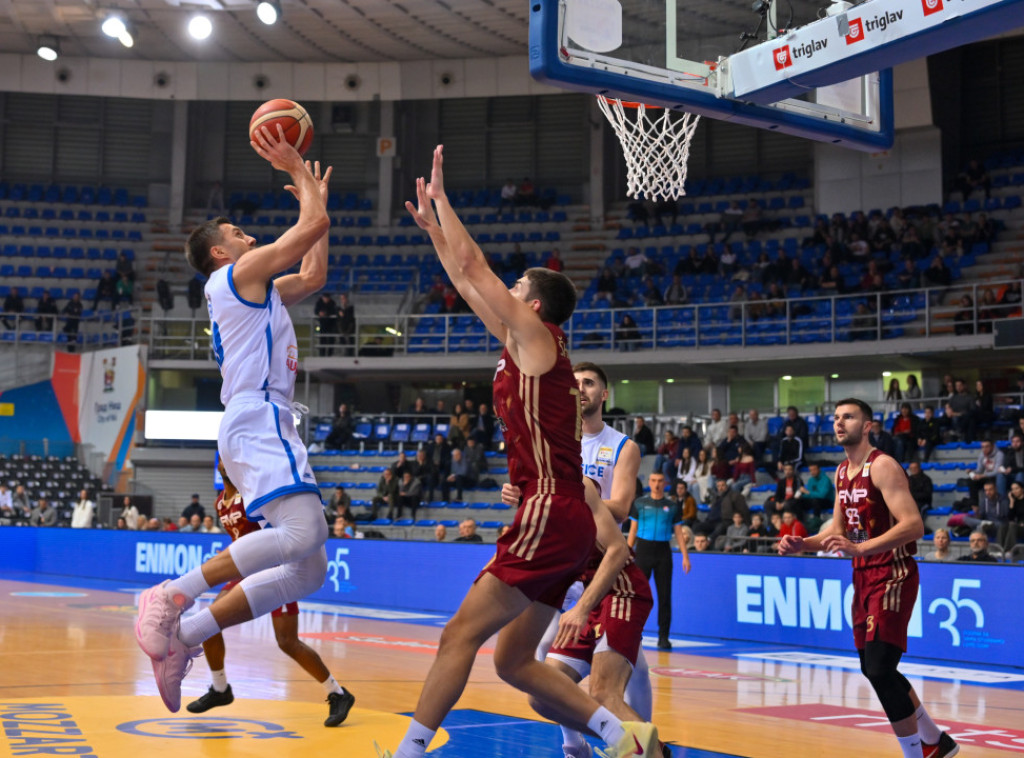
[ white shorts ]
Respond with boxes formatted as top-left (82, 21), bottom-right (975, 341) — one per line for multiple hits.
top-left (219, 392), bottom-right (320, 522)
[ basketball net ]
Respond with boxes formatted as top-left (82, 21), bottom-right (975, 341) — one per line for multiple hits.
top-left (596, 96), bottom-right (700, 201)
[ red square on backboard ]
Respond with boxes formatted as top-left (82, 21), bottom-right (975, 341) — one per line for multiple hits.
top-left (922, 0), bottom-right (944, 15)
top-left (846, 19), bottom-right (865, 44)
top-left (773, 45), bottom-right (792, 69)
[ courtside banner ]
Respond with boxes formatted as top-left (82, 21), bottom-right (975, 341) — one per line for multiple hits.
top-left (0, 529), bottom-right (1019, 668)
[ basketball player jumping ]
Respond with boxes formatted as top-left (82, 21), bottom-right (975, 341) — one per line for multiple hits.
top-left (186, 464), bottom-right (354, 726)
top-left (778, 399), bottom-right (958, 758)
top-left (383, 145), bottom-right (661, 758)
top-left (135, 126), bottom-right (334, 713)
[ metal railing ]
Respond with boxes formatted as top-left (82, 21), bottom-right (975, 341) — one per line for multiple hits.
top-left (0, 310), bottom-right (140, 352)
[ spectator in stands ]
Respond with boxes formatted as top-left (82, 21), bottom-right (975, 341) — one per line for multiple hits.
top-left (446, 448), bottom-right (475, 501)
top-left (663, 274), bottom-right (688, 305)
top-left (797, 463), bottom-right (834, 519)
top-left (120, 496), bottom-right (139, 530)
top-left (890, 403), bottom-right (921, 463)
top-left (434, 523), bottom-right (447, 541)
top-left (949, 378), bottom-right (977, 443)
top-left (426, 432), bottom-right (452, 501)
top-left (471, 403), bottom-right (495, 449)
top-left (632, 417), bottom-right (655, 456)
top-left (743, 409), bottom-right (768, 464)
top-left (958, 530), bottom-right (999, 562)
top-left (669, 445), bottom-right (696, 490)
top-left (641, 276), bottom-right (664, 307)
top-left (2, 287), bottom-right (24, 330)
top-left (62, 292), bottom-right (83, 350)
top-left (11, 485), bottom-right (29, 519)
top-left (729, 442), bottom-right (757, 494)
top-left (0, 484), bottom-right (13, 521)
top-left (783, 406), bottom-right (809, 449)
top-left (463, 437), bottom-right (487, 482)
top-left (35, 290), bottom-right (58, 332)
top-left (692, 533), bottom-right (711, 552)
top-left (717, 425), bottom-right (744, 465)
top-left (594, 267), bottom-right (618, 306)
top-left (324, 486), bottom-right (351, 525)
top-left (974, 379), bottom-right (995, 428)
top-left (967, 439), bottom-right (1004, 502)
top-left (324, 403), bottom-right (353, 451)
top-left (337, 293), bottom-right (355, 356)
top-left (741, 199), bottom-right (764, 238)
top-left (954, 294), bottom-right (976, 336)
top-left (202, 515), bottom-right (220, 533)
top-left (923, 528), bottom-right (954, 562)
top-left (699, 478), bottom-right (749, 545)
top-left (371, 467), bottom-right (399, 520)
top-left (182, 493), bottom-right (205, 522)
top-left (70, 489), bottom-right (95, 529)
top-left (904, 374), bottom-right (922, 408)
top-left (722, 511), bottom-right (750, 553)
top-left (703, 408), bottom-right (726, 449)
top-left (180, 514), bottom-right (203, 533)
top-left (653, 430), bottom-right (678, 477)
top-left (145, 517), bottom-right (161, 531)
top-left (544, 248), bottom-right (563, 272)
top-left (778, 510), bottom-right (808, 540)
top-left (314, 293), bottom-right (339, 356)
top-left (698, 247), bottom-right (718, 276)
top-left (848, 233), bottom-right (870, 260)
top-left (869, 419), bottom-right (897, 458)
top-left (923, 254), bottom-right (952, 289)
top-left (515, 177), bottom-right (538, 207)
top-left (957, 158), bottom-right (991, 200)
top-left (331, 517), bottom-right (355, 539)
top-left (917, 405), bottom-right (942, 461)
top-left (116, 271), bottom-right (134, 306)
top-left (161, 517), bottom-right (178, 532)
top-left (671, 480), bottom-right (697, 527)
top-left (115, 517), bottom-right (128, 530)
top-left (769, 463), bottom-right (802, 516)
top-left (499, 179), bottom-right (517, 214)
top-left (616, 313), bottom-right (640, 351)
top-left (454, 518), bottom-right (483, 542)
top-left (133, 514), bottom-right (146, 531)
top-left (907, 461), bottom-right (933, 514)
top-left (883, 378), bottom-right (902, 415)
top-left (446, 402), bottom-right (468, 448)
top-left (998, 433), bottom-right (1024, 495)
top-left (624, 247), bottom-right (648, 278)
top-left (774, 424), bottom-right (804, 475)
top-left (29, 498), bottom-right (57, 527)
top-left (392, 470), bottom-right (423, 521)
top-left (92, 270), bottom-right (118, 311)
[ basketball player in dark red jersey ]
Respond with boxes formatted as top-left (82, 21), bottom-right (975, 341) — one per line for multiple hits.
top-left (779, 399), bottom-right (958, 758)
top-left (185, 464), bottom-right (355, 727)
top-left (379, 145), bottom-right (660, 758)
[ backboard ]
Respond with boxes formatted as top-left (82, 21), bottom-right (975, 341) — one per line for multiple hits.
top-left (529, 0), bottom-right (895, 151)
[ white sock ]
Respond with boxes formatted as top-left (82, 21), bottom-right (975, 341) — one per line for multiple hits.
top-left (321, 674), bottom-right (344, 696)
top-left (914, 705), bottom-right (942, 743)
top-left (561, 725), bottom-right (586, 749)
top-left (167, 567), bottom-right (210, 604)
top-left (624, 652), bottom-right (652, 721)
top-left (394, 718), bottom-right (436, 758)
top-left (211, 669), bottom-right (228, 693)
top-left (896, 733), bottom-right (923, 758)
top-left (178, 608), bottom-right (221, 647)
top-left (587, 706), bottom-right (624, 746)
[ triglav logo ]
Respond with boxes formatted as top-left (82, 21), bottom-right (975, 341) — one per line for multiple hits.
top-left (845, 18), bottom-right (865, 44)
top-left (773, 45), bottom-right (792, 70)
top-left (921, 0), bottom-right (943, 15)
top-left (117, 717), bottom-right (299, 740)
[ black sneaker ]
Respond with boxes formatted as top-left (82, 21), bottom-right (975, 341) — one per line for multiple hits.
top-left (656, 637), bottom-right (672, 650)
top-left (923, 732), bottom-right (959, 758)
top-left (186, 685), bottom-right (234, 713)
top-left (324, 690), bottom-right (355, 727)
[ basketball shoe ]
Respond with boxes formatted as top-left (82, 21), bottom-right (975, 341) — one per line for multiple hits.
top-left (151, 628), bottom-right (202, 713)
top-left (596, 721), bottom-right (660, 758)
top-left (186, 685), bottom-right (234, 713)
top-left (136, 580), bottom-right (192, 661)
top-left (923, 732), bottom-right (959, 758)
top-left (324, 690), bottom-right (356, 727)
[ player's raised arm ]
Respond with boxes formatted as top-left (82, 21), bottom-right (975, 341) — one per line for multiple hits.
top-left (232, 126), bottom-right (329, 302)
top-left (274, 161), bottom-right (333, 306)
top-left (821, 455), bottom-right (924, 557)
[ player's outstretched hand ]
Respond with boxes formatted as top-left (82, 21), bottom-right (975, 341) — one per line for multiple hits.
top-left (424, 145), bottom-right (446, 202)
top-left (553, 605), bottom-right (587, 649)
top-left (284, 161), bottom-right (333, 206)
top-left (251, 124), bottom-right (304, 174)
top-left (777, 534), bottom-right (804, 555)
top-left (500, 483), bottom-right (522, 508)
top-left (405, 177), bottom-right (441, 233)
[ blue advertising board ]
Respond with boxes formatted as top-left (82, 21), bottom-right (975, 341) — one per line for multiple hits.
top-left (1, 528), bottom-right (1019, 668)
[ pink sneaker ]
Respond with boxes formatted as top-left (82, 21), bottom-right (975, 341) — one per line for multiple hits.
top-left (136, 580), bottom-right (186, 661)
top-left (152, 630), bottom-right (202, 713)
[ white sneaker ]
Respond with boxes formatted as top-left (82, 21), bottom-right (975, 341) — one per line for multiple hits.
top-left (136, 580), bottom-right (182, 661)
top-left (151, 627), bottom-right (202, 713)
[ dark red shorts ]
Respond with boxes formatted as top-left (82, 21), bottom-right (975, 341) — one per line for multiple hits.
top-left (549, 562), bottom-right (653, 666)
top-left (851, 558), bottom-right (919, 651)
top-left (478, 482), bottom-right (596, 609)
top-left (222, 579), bottom-right (298, 618)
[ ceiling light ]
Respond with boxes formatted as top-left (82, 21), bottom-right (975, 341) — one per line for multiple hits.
top-left (118, 27), bottom-right (134, 48)
top-left (782, 375), bottom-right (792, 381)
top-left (831, 373), bottom-right (839, 378)
top-left (188, 14), bottom-right (213, 40)
top-left (256, 1), bottom-right (280, 25)
top-left (882, 371), bottom-right (892, 377)
top-left (621, 379), bottom-right (630, 384)
top-left (385, 326), bottom-right (402, 337)
top-left (666, 378), bottom-right (675, 383)
top-left (102, 16), bottom-right (127, 39)
top-left (37, 36), bottom-right (60, 61)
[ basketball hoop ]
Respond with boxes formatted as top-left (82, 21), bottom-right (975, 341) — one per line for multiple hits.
top-left (596, 95), bottom-right (700, 201)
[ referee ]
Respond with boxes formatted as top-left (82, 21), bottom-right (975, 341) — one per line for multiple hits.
top-left (627, 471), bottom-right (691, 650)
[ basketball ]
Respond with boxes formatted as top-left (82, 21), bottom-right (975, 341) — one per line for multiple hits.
top-left (249, 98), bottom-right (314, 156)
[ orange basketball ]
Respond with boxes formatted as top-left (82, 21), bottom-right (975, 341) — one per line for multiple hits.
top-left (249, 99), bottom-right (314, 156)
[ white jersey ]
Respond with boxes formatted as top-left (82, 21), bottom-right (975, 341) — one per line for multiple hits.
top-left (206, 264), bottom-right (300, 407)
top-left (581, 422), bottom-right (629, 500)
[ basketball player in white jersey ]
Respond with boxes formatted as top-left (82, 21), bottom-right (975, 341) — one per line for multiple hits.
top-left (504, 361), bottom-right (658, 758)
top-left (135, 125), bottom-right (334, 713)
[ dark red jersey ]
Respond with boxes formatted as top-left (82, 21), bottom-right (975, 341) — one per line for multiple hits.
top-left (215, 489), bottom-right (260, 542)
top-left (836, 448), bottom-right (916, 570)
top-left (492, 322), bottom-right (583, 493)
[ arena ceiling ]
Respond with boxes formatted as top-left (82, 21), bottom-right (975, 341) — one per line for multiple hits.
top-left (0, 0), bottom-right (826, 64)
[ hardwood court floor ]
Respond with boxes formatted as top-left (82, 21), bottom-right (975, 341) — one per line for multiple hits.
top-left (1, 574), bottom-right (1022, 758)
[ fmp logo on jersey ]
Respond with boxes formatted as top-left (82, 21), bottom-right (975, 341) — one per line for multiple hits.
top-left (773, 45), bottom-right (792, 70)
top-left (845, 18), bottom-right (865, 44)
top-left (921, 0), bottom-right (943, 15)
